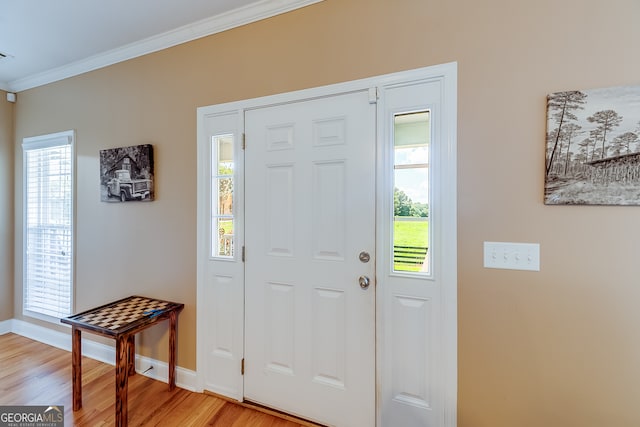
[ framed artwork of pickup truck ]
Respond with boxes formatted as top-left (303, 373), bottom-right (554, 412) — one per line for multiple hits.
top-left (100, 144), bottom-right (154, 202)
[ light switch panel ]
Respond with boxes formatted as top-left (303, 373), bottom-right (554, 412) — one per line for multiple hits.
top-left (483, 242), bottom-right (540, 271)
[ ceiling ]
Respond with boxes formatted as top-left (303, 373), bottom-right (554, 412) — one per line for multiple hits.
top-left (0, 0), bottom-right (320, 92)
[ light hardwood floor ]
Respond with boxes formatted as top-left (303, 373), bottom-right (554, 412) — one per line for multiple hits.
top-left (0, 333), bottom-right (314, 426)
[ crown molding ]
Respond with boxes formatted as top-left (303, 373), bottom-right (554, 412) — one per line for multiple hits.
top-left (7, 0), bottom-right (323, 92)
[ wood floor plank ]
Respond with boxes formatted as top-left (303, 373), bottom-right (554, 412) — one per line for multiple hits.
top-left (0, 333), bottom-right (312, 426)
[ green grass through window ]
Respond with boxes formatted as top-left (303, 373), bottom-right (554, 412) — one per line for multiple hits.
top-left (394, 219), bottom-right (429, 272)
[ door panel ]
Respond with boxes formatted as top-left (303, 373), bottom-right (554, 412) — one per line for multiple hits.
top-left (244, 91), bottom-right (375, 426)
top-left (378, 76), bottom-right (457, 427)
top-left (197, 111), bottom-right (245, 400)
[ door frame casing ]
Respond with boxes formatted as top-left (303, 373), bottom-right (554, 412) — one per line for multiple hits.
top-left (196, 62), bottom-right (457, 426)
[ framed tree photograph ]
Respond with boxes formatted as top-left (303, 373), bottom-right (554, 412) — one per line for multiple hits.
top-left (545, 85), bottom-right (640, 205)
top-left (100, 144), bottom-right (154, 202)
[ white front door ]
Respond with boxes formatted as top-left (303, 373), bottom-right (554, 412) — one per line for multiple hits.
top-left (197, 63), bottom-right (457, 427)
top-left (244, 91), bottom-right (376, 426)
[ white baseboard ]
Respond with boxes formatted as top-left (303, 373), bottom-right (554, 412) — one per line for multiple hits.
top-left (3, 318), bottom-right (197, 392)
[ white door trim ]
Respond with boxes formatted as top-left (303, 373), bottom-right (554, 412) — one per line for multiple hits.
top-left (196, 62), bottom-right (457, 426)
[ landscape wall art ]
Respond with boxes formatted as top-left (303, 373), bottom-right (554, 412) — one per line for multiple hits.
top-left (545, 85), bottom-right (640, 205)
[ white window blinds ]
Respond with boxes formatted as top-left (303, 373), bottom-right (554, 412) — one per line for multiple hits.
top-left (23, 130), bottom-right (74, 319)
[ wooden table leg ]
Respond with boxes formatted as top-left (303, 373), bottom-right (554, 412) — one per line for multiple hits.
top-left (127, 335), bottom-right (136, 376)
top-left (115, 335), bottom-right (129, 427)
top-left (169, 311), bottom-right (177, 390)
top-left (72, 327), bottom-right (82, 411)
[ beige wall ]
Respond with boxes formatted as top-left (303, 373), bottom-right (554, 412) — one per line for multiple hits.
top-left (1, 91), bottom-right (14, 321)
top-left (11, 0), bottom-right (640, 425)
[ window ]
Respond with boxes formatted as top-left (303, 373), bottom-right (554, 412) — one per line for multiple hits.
top-left (393, 111), bottom-right (430, 273)
top-left (23, 130), bottom-right (74, 319)
top-left (211, 134), bottom-right (234, 258)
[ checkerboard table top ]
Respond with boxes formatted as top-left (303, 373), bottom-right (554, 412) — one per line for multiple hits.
top-left (61, 295), bottom-right (184, 336)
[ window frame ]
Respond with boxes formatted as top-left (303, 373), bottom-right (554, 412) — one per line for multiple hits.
top-left (22, 130), bottom-right (75, 322)
top-left (210, 133), bottom-right (235, 259)
top-left (391, 109), bottom-right (431, 276)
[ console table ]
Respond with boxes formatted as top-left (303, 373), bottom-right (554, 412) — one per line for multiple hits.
top-left (61, 295), bottom-right (184, 427)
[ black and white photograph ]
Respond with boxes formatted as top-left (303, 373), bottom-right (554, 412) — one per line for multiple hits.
top-left (100, 144), bottom-right (154, 202)
top-left (545, 85), bottom-right (640, 205)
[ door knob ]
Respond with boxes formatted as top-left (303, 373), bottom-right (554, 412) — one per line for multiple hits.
top-left (358, 275), bottom-right (370, 290)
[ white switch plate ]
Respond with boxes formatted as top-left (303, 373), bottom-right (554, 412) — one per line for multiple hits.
top-left (483, 242), bottom-right (540, 271)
